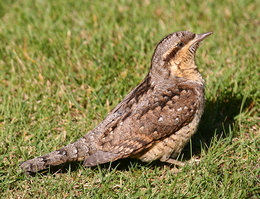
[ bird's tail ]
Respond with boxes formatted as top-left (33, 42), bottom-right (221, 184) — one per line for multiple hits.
top-left (20, 137), bottom-right (91, 174)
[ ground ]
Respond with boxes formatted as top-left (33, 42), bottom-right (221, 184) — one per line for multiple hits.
top-left (0, 0), bottom-right (259, 198)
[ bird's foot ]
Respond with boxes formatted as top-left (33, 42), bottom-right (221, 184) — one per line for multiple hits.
top-left (163, 158), bottom-right (185, 167)
top-left (162, 156), bottom-right (201, 167)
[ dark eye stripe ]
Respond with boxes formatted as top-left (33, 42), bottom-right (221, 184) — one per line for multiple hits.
top-left (163, 46), bottom-right (182, 62)
top-left (164, 32), bottom-right (196, 62)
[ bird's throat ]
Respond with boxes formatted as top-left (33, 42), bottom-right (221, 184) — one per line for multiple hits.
top-left (169, 61), bottom-right (204, 82)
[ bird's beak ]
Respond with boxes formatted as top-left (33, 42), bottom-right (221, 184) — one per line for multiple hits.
top-left (194, 32), bottom-right (213, 43)
top-left (187, 32), bottom-right (213, 54)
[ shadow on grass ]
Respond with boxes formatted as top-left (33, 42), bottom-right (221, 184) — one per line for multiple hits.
top-left (181, 91), bottom-right (252, 160)
top-left (28, 91), bottom-right (253, 176)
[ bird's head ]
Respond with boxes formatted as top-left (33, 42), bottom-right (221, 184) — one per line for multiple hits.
top-left (150, 31), bottom-right (212, 81)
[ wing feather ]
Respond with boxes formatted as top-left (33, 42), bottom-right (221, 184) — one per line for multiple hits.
top-left (83, 77), bottom-right (202, 166)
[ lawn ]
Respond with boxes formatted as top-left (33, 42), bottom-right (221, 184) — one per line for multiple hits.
top-left (0, 0), bottom-right (259, 198)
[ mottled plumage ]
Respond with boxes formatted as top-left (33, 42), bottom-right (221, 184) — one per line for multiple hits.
top-left (20, 31), bottom-right (212, 174)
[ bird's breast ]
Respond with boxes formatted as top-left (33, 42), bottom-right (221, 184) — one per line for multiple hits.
top-left (131, 84), bottom-right (205, 162)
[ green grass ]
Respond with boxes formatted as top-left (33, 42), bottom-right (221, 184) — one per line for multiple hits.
top-left (0, 0), bottom-right (259, 198)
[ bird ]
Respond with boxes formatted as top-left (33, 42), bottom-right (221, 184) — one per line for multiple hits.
top-left (20, 30), bottom-right (212, 174)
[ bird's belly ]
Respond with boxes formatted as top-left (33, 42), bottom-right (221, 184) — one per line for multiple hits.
top-left (133, 110), bottom-right (202, 162)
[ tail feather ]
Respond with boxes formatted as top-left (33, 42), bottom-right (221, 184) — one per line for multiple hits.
top-left (20, 137), bottom-right (91, 174)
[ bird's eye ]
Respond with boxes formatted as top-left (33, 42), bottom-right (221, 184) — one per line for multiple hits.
top-left (178, 42), bottom-right (183, 47)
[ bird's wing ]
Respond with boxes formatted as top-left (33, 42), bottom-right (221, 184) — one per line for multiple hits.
top-left (84, 77), bottom-right (201, 166)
